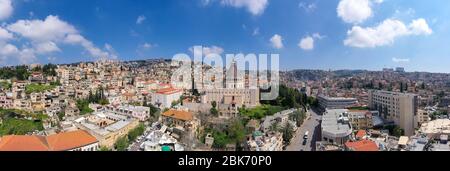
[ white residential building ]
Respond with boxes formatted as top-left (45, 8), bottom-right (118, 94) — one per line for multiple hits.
top-left (151, 87), bottom-right (182, 109)
top-left (321, 109), bottom-right (353, 145)
top-left (318, 95), bottom-right (358, 110)
top-left (104, 104), bottom-right (150, 121)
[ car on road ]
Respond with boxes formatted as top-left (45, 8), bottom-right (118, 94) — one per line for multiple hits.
top-left (303, 131), bottom-right (309, 139)
top-left (302, 139), bottom-right (307, 146)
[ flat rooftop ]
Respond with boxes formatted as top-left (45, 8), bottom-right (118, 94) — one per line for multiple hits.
top-left (322, 109), bottom-right (352, 137)
top-left (420, 119), bottom-right (450, 134)
top-left (318, 95), bottom-right (357, 101)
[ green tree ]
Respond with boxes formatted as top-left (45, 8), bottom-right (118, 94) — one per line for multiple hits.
top-left (210, 108), bottom-right (219, 117)
top-left (76, 99), bottom-right (94, 115)
top-left (114, 136), bottom-right (129, 151)
top-left (210, 101), bottom-right (219, 117)
top-left (128, 124), bottom-right (145, 142)
top-left (15, 66), bottom-right (31, 81)
top-left (281, 122), bottom-right (294, 145)
top-left (393, 126), bottom-right (404, 137)
top-left (42, 63), bottom-right (58, 76)
top-left (290, 110), bottom-right (306, 127)
top-left (269, 121), bottom-right (279, 132)
top-left (57, 112), bottom-right (65, 121)
top-left (99, 146), bottom-right (111, 151)
top-left (212, 131), bottom-right (228, 149)
top-left (145, 103), bottom-right (161, 118)
top-left (228, 119), bottom-right (246, 145)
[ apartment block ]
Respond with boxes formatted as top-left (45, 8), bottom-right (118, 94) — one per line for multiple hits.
top-left (368, 90), bottom-right (418, 136)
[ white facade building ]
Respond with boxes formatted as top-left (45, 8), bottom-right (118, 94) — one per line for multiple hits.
top-left (104, 104), bottom-right (150, 121)
top-left (318, 95), bottom-right (358, 110)
top-left (151, 87), bottom-right (182, 109)
top-left (321, 109), bottom-right (353, 145)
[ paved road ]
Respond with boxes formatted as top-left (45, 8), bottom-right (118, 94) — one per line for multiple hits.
top-left (128, 127), bottom-right (154, 151)
top-left (285, 109), bottom-right (322, 151)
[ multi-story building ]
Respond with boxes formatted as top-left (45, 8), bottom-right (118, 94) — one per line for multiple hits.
top-left (317, 95), bottom-right (358, 110)
top-left (161, 109), bottom-right (195, 130)
top-left (151, 87), bottom-right (183, 109)
top-left (417, 109), bottom-right (430, 126)
top-left (104, 104), bottom-right (150, 121)
top-left (75, 112), bottom-right (139, 148)
top-left (347, 110), bottom-right (373, 130)
top-left (321, 109), bottom-right (353, 145)
top-left (0, 93), bottom-right (13, 109)
top-left (368, 90), bottom-right (418, 136)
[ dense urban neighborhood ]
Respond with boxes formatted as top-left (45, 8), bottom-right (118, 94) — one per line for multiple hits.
top-left (0, 0), bottom-right (449, 153)
top-left (1, 59), bottom-right (449, 151)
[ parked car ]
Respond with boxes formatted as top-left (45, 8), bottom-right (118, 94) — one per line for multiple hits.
top-left (303, 131), bottom-right (309, 139)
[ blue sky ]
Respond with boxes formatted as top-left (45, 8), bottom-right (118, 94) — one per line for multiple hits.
top-left (1, 0), bottom-right (450, 73)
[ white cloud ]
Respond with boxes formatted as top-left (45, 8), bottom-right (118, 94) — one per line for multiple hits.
top-left (104, 43), bottom-right (118, 59)
top-left (136, 15), bottom-right (146, 24)
top-left (299, 2), bottom-right (317, 13)
top-left (7, 15), bottom-right (78, 42)
top-left (337, 0), bottom-right (374, 24)
top-left (0, 0), bottom-right (13, 20)
top-left (409, 18), bottom-right (433, 35)
top-left (189, 45), bottom-right (224, 56)
top-left (17, 48), bottom-right (37, 64)
top-left (344, 18), bottom-right (432, 48)
top-left (0, 43), bottom-right (18, 56)
top-left (1, 15), bottom-right (116, 64)
top-left (0, 27), bottom-right (13, 40)
top-left (392, 57), bottom-right (410, 63)
top-left (270, 34), bottom-right (283, 49)
top-left (373, 0), bottom-right (384, 4)
top-left (35, 41), bottom-right (61, 54)
top-left (252, 27), bottom-right (260, 36)
top-left (47, 56), bottom-right (56, 61)
top-left (139, 42), bottom-right (158, 50)
top-left (312, 33), bottom-right (325, 39)
top-left (299, 36), bottom-right (314, 50)
top-left (298, 33), bottom-right (324, 51)
top-left (141, 43), bottom-right (154, 49)
top-left (220, 0), bottom-right (269, 16)
top-left (201, 0), bottom-right (212, 6)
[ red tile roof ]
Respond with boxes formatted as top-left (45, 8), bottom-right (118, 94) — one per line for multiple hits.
top-left (356, 130), bottom-right (367, 139)
top-left (345, 140), bottom-right (378, 151)
top-left (156, 87), bottom-right (182, 95)
top-left (162, 110), bottom-right (193, 121)
top-left (0, 136), bottom-right (49, 151)
top-left (0, 130), bottom-right (98, 151)
top-left (46, 130), bottom-right (98, 151)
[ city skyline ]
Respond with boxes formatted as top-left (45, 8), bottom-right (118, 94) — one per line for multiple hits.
top-left (1, 0), bottom-right (450, 73)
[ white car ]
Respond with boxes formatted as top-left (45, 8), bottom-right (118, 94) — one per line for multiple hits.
top-left (303, 131), bottom-right (309, 139)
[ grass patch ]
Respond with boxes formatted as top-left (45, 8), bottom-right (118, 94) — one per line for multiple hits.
top-left (0, 109), bottom-right (45, 136)
top-left (25, 83), bottom-right (56, 94)
top-left (0, 118), bottom-right (44, 136)
top-left (239, 105), bottom-right (286, 120)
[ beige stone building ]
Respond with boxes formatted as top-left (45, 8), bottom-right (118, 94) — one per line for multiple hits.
top-left (348, 110), bottom-right (373, 130)
top-left (75, 112), bottom-right (139, 148)
top-left (368, 90), bottom-right (418, 136)
top-left (417, 109), bottom-right (430, 126)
